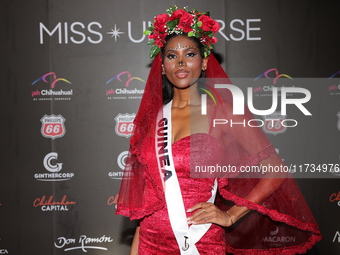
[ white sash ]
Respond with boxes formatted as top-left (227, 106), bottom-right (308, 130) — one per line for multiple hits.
top-left (155, 101), bottom-right (217, 254)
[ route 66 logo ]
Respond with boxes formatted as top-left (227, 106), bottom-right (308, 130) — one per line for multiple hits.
top-left (262, 112), bottom-right (287, 135)
top-left (40, 114), bottom-right (66, 139)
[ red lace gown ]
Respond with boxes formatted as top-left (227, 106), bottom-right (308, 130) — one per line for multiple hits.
top-left (138, 134), bottom-right (227, 254)
top-left (137, 133), bottom-right (321, 254)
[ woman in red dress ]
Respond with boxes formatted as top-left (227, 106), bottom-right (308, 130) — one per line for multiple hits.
top-left (117, 6), bottom-right (321, 254)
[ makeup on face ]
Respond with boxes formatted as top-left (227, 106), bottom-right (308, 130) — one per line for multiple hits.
top-left (164, 45), bottom-right (200, 63)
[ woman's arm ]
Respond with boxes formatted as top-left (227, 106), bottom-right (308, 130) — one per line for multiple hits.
top-left (130, 226), bottom-right (140, 255)
top-left (187, 154), bottom-right (287, 227)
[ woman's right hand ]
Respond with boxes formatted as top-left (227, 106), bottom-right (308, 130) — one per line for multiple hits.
top-left (130, 226), bottom-right (140, 255)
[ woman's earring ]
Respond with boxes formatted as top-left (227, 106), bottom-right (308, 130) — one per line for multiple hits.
top-left (201, 67), bottom-right (206, 78)
top-left (162, 65), bottom-right (165, 75)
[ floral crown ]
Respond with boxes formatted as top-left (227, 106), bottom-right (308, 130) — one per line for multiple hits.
top-left (144, 6), bottom-right (220, 58)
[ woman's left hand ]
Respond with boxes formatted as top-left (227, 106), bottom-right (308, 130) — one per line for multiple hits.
top-left (186, 202), bottom-right (233, 227)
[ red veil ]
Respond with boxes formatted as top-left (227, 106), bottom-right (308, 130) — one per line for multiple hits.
top-left (116, 53), bottom-right (321, 254)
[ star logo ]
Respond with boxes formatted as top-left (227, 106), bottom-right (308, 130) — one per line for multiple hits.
top-left (107, 24), bottom-right (124, 42)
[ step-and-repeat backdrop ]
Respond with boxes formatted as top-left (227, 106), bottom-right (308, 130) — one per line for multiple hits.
top-left (1, 0), bottom-right (339, 254)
